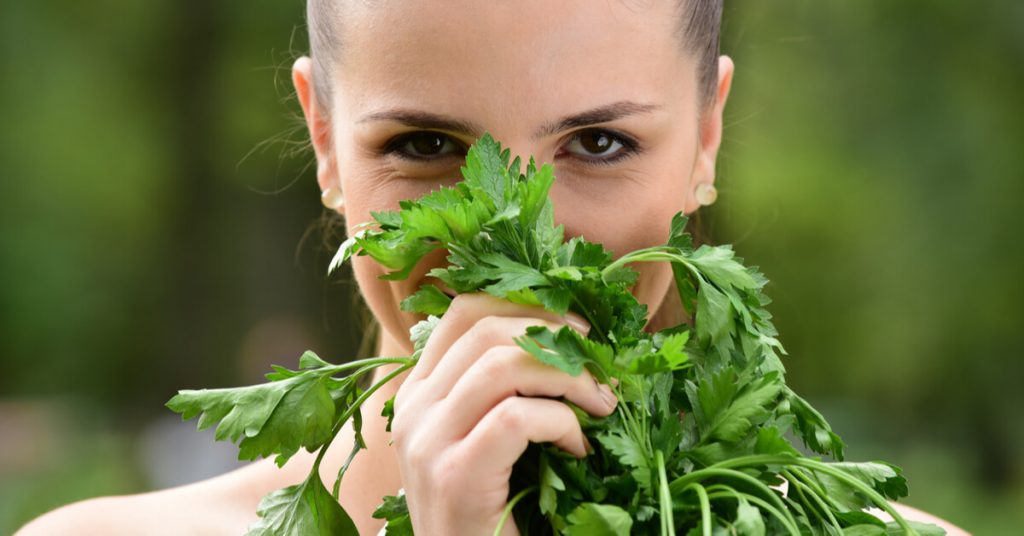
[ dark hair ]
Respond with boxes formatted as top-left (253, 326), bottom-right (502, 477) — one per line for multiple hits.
top-left (306, 0), bottom-right (723, 118)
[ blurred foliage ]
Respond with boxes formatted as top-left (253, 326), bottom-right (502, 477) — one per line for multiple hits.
top-left (0, 0), bottom-right (1020, 534)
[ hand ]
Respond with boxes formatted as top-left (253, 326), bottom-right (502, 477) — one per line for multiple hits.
top-left (390, 293), bottom-right (618, 536)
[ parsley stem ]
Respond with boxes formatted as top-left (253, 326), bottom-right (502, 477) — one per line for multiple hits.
top-left (783, 469), bottom-right (841, 531)
top-left (493, 485), bottom-right (537, 536)
top-left (656, 450), bottom-right (676, 536)
top-left (569, 293), bottom-right (610, 346)
top-left (706, 455), bottom-right (918, 535)
top-left (669, 467), bottom-right (795, 528)
top-left (678, 482), bottom-right (710, 536)
top-left (703, 484), bottom-right (800, 536)
top-left (312, 361), bottom-right (415, 498)
top-left (319, 356), bottom-right (416, 379)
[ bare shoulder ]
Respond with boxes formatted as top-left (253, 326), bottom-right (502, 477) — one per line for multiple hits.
top-left (13, 463), bottom-right (275, 536)
top-left (869, 502), bottom-right (971, 536)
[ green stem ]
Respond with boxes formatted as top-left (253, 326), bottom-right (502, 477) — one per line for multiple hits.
top-left (570, 293), bottom-right (610, 346)
top-left (782, 469), bottom-right (839, 524)
top-left (707, 455), bottom-right (918, 535)
top-left (679, 483), bottom-right (711, 536)
top-left (783, 469), bottom-right (841, 531)
top-left (320, 356), bottom-right (416, 379)
top-left (493, 486), bottom-right (538, 536)
top-left (656, 451), bottom-right (676, 536)
top-left (318, 361), bottom-right (415, 499)
top-left (340, 362), bottom-right (413, 424)
top-left (669, 467), bottom-right (791, 523)
top-left (602, 248), bottom-right (705, 287)
top-left (702, 485), bottom-right (800, 536)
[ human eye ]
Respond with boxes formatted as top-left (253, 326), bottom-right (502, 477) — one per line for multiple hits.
top-left (560, 128), bottom-right (641, 166)
top-left (382, 131), bottom-right (466, 162)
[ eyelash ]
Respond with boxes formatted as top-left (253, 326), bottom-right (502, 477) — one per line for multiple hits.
top-left (381, 128), bottom-right (641, 167)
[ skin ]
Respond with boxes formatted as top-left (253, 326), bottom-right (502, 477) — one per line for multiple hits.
top-left (306, 2), bottom-right (726, 530)
top-left (16, 1), bottom-right (968, 534)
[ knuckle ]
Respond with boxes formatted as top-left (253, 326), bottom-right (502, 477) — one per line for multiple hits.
top-left (447, 292), bottom-right (487, 318)
top-left (401, 435), bottom-right (430, 466)
top-left (476, 346), bottom-right (517, 380)
top-left (443, 294), bottom-right (470, 322)
top-left (431, 453), bottom-right (464, 490)
top-left (492, 398), bottom-right (526, 432)
top-left (470, 315), bottom-right (503, 339)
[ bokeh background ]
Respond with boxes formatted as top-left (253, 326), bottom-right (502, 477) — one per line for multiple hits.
top-left (1, 1), bottom-right (1021, 533)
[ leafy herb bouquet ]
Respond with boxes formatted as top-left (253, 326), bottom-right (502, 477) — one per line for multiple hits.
top-left (168, 134), bottom-right (944, 535)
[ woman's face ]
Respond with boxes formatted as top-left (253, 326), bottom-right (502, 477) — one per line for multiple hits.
top-left (295, 0), bottom-right (733, 354)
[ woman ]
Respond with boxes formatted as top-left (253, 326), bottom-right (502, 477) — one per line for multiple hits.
top-left (19, 1), bottom-right (965, 534)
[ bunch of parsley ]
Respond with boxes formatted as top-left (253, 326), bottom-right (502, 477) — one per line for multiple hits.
top-left (168, 134), bottom-right (943, 535)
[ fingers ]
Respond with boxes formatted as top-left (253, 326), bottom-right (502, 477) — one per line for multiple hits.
top-left (421, 316), bottom-right (566, 399)
top-left (438, 345), bottom-right (617, 436)
top-left (458, 397), bottom-right (590, 475)
top-left (409, 293), bottom-right (589, 381)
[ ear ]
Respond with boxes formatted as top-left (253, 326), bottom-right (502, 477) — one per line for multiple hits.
top-left (685, 55), bottom-right (734, 214)
top-left (292, 56), bottom-right (341, 203)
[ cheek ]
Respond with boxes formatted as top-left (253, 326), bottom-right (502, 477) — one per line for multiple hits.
top-left (551, 173), bottom-right (686, 317)
top-left (350, 242), bottom-right (451, 353)
top-left (349, 256), bottom-right (404, 343)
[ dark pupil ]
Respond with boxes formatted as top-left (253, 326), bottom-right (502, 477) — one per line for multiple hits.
top-left (412, 133), bottom-right (445, 155)
top-left (581, 132), bottom-right (612, 154)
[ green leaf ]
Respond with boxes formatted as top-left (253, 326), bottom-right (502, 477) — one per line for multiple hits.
top-left (617, 331), bottom-right (690, 374)
top-left (245, 473), bottom-right (358, 535)
top-left (409, 316), bottom-right (440, 358)
top-left (564, 503), bottom-right (633, 536)
top-left (786, 387), bottom-right (846, 459)
top-left (539, 454), bottom-right (566, 516)
top-left (688, 244), bottom-right (758, 291)
top-left (298, 350), bottom-right (331, 370)
top-left (400, 284), bottom-right (452, 315)
top-left (690, 369), bottom-right (782, 443)
top-left (167, 370), bottom-right (338, 467)
top-left (518, 160), bottom-right (555, 227)
top-left (753, 426), bottom-right (800, 457)
top-left (479, 252), bottom-right (550, 296)
top-left (371, 493), bottom-right (413, 536)
top-left (515, 325), bottom-right (615, 378)
top-left (667, 212), bottom-right (694, 252)
top-left (546, 265), bottom-right (583, 281)
top-left (602, 265), bottom-right (639, 286)
top-left (535, 287), bottom-right (573, 315)
top-left (733, 497), bottom-right (765, 536)
top-left (399, 204), bottom-right (453, 243)
top-left (825, 461), bottom-right (909, 501)
top-left (381, 395), bottom-right (396, 433)
top-left (695, 280), bottom-right (733, 346)
top-left (327, 230), bottom-right (367, 276)
top-left (562, 237), bottom-right (613, 268)
top-left (460, 132), bottom-right (510, 210)
top-left (596, 431), bottom-right (651, 492)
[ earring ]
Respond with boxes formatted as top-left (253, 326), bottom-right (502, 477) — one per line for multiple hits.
top-left (695, 182), bottom-right (718, 207)
top-left (321, 186), bottom-right (345, 210)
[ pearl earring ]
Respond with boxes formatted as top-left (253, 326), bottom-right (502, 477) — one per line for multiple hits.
top-left (321, 186), bottom-right (345, 210)
top-left (695, 182), bottom-right (718, 207)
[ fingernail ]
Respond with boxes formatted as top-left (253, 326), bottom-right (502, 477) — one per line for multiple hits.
top-left (581, 435), bottom-right (594, 456)
top-left (565, 313), bottom-right (590, 334)
top-left (597, 382), bottom-right (617, 410)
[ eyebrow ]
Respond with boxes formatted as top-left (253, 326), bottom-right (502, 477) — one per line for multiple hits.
top-left (357, 100), bottom-right (661, 140)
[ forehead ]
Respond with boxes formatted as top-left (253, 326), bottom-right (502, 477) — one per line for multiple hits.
top-left (333, 0), bottom-right (695, 127)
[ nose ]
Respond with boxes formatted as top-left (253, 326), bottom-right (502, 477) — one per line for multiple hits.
top-left (478, 133), bottom-right (555, 171)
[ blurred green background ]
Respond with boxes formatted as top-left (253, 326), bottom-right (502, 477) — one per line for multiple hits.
top-left (1, 1), bottom-right (1020, 533)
